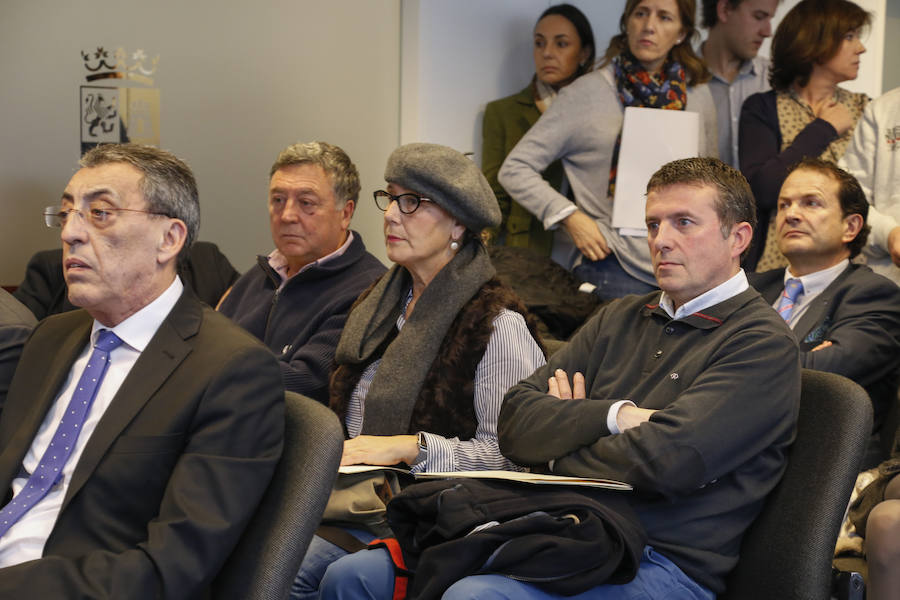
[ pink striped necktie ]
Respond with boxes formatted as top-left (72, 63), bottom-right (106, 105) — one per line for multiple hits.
top-left (776, 278), bottom-right (804, 322)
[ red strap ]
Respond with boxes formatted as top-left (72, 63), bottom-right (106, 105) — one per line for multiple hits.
top-left (368, 538), bottom-right (411, 600)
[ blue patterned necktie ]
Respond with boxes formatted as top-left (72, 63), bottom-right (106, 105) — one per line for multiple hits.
top-left (0, 329), bottom-right (124, 537)
top-left (776, 278), bottom-right (804, 323)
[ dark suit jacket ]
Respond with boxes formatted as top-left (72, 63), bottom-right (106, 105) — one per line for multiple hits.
top-left (13, 242), bottom-right (239, 320)
top-left (749, 264), bottom-right (900, 423)
top-left (0, 290), bottom-right (35, 409)
top-left (0, 289), bottom-right (284, 599)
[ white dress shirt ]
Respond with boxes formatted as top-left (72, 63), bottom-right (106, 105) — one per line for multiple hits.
top-left (0, 277), bottom-right (183, 567)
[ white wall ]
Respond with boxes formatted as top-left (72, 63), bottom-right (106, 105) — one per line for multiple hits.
top-left (885, 0), bottom-right (900, 90)
top-left (404, 0), bottom-right (888, 165)
top-left (0, 0), bottom-right (400, 284)
top-left (759, 0), bottom-right (886, 97)
top-left (401, 0), bottom-right (627, 162)
top-left (1, 0), bottom-right (894, 286)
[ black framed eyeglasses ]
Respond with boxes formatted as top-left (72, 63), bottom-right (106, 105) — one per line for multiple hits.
top-left (373, 190), bottom-right (433, 214)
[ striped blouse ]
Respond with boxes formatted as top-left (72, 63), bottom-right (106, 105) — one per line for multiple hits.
top-left (345, 292), bottom-right (545, 473)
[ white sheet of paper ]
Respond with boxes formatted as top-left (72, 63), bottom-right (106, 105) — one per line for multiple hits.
top-left (416, 470), bottom-right (632, 491)
top-left (336, 466), bottom-right (632, 490)
top-left (612, 107), bottom-right (700, 233)
top-left (337, 465), bottom-right (410, 475)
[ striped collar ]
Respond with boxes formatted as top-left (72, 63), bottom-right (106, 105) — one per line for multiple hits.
top-left (658, 269), bottom-right (749, 320)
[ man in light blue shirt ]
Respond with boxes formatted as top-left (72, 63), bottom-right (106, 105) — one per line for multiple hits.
top-left (700, 0), bottom-right (778, 168)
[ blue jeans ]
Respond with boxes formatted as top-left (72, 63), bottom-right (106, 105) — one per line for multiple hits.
top-left (573, 254), bottom-right (657, 302)
top-left (319, 545), bottom-right (714, 600)
top-left (290, 528), bottom-right (378, 600)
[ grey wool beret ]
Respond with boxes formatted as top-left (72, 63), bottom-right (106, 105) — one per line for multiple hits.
top-left (384, 143), bottom-right (501, 232)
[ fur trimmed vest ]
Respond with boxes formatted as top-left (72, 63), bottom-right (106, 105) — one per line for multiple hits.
top-left (330, 277), bottom-right (543, 440)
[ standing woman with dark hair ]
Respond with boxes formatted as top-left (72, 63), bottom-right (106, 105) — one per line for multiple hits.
top-left (499, 0), bottom-right (717, 301)
top-left (482, 3), bottom-right (595, 255)
top-left (739, 0), bottom-right (870, 271)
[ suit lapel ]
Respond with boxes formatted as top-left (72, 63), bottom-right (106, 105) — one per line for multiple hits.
top-left (749, 270), bottom-right (784, 305)
top-left (0, 313), bottom-right (92, 490)
top-left (62, 292), bottom-right (201, 509)
top-left (793, 265), bottom-right (855, 345)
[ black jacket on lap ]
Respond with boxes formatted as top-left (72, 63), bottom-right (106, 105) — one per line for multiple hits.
top-left (385, 478), bottom-right (646, 600)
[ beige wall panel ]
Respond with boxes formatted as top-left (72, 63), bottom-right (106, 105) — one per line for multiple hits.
top-left (0, 0), bottom-right (399, 285)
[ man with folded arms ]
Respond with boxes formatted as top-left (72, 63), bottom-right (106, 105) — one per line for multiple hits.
top-left (321, 158), bottom-right (800, 600)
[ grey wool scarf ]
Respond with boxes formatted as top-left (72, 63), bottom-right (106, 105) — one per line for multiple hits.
top-left (334, 241), bottom-right (495, 436)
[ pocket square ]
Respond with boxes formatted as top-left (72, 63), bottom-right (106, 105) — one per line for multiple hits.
top-left (803, 317), bottom-right (832, 344)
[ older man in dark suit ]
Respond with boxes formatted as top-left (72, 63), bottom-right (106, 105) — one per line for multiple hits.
top-left (0, 144), bottom-right (284, 599)
top-left (750, 158), bottom-right (900, 433)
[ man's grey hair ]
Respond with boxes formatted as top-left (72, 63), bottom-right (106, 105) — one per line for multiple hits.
top-left (269, 141), bottom-right (360, 209)
top-left (647, 157), bottom-right (757, 259)
top-left (80, 143), bottom-right (199, 261)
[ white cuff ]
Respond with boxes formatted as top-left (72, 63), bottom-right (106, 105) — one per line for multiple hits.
top-left (544, 204), bottom-right (578, 230)
top-left (607, 400), bottom-right (636, 434)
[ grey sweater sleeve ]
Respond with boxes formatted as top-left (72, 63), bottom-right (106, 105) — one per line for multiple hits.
top-left (498, 70), bottom-right (620, 230)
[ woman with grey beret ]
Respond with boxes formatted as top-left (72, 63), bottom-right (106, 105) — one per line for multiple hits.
top-left (290, 143), bottom-right (546, 599)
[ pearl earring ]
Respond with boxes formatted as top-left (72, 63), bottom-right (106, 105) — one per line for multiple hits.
top-left (450, 240), bottom-right (460, 251)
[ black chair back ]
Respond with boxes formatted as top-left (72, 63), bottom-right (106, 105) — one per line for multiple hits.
top-left (212, 391), bottom-right (343, 600)
top-left (721, 370), bottom-right (873, 600)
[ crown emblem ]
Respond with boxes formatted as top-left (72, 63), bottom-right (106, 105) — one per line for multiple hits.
top-left (81, 47), bottom-right (159, 86)
top-left (887, 126), bottom-right (900, 151)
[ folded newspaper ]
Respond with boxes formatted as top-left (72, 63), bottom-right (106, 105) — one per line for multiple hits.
top-left (338, 465), bottom-right (631, 491)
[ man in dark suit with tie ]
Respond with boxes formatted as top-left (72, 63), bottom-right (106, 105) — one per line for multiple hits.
top-left (0, 143), bottom-right (284, 599)
top-left (749, 158), bottom-right (900, 436)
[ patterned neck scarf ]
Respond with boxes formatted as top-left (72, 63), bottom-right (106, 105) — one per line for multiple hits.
top-left (608, 51), bottom-right (688, 198)
top-left (533, 77), bottom-right (558, 114)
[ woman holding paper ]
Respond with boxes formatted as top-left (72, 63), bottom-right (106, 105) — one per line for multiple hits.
top-left (739, 0), bottom-right (870, 271)
top-left (499, 0), bottom-right (716, 301)
top-left (481, 3), bottom-right (595, 255)
top-left (289, 143), bottom-right (546, 600)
